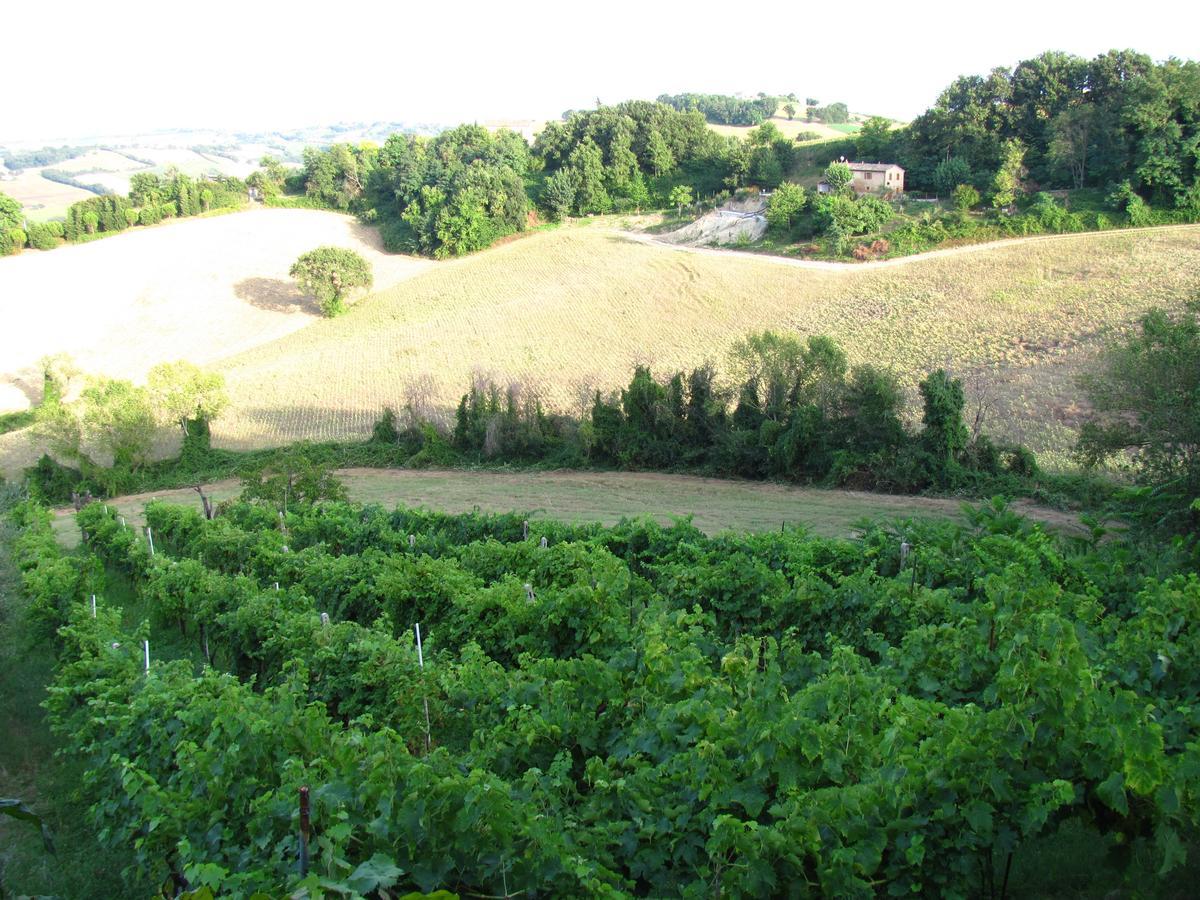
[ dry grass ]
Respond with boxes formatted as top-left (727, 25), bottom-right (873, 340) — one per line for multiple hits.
top-left (50, 149), bottom-right (145, 174)
top-left (47, 467), bottom-right (1083, 549)
top-left (708, 117), bottom-right (849, 142)
top-left (209, 224), bottom-right (1200, 463)
top-left (0, 169), bottom-right (96, 221)
top-left (0, 209), bottom-right (432, 474)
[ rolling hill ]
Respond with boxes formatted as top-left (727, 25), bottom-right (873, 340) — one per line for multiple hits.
top-left (207, 222), bottom-right (1200, 467)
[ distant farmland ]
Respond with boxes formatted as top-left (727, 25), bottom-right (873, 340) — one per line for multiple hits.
top-left (207, 223), bottom-right (1200, 467)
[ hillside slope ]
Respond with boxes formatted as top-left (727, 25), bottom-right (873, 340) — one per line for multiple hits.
top-left (0, 208), bottom-right (431, 411)
top-left (209, 224), bottom-right (1200, 464)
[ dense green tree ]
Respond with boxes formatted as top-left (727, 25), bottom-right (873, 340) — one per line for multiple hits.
top-left (569, 138), bottom-right (611, 214)
top-left (919, 369), bottom-right (968, 471)
top-left (932, 157), bottom-right (972, 195)
top-left (647, 130), bottom-right (674, 178)
top-left (656, 92), bottom-right (777, 125)
top-left (749, 146), bottom-right (784, 188)
top-left (815, 193), bottom-right (892, 237)
top-left (540, 169), bottom-right (578, 221)
top-left (289, 247), bottom-right (374, 316)
top-left (606, 127), bottom-right (640, 196)
top-left (80, 378), bottom-right (158, 471)
top-left (367, 127), bottom-right (530, 257)
top-left (990, 139), bottom-right (1027, 208)
top-left (823, 161), bottom-right (853, 194)
top-left (952, 183), bottom-right (981, 210)
top-left (146, 361), bottom-right (228, 437)
top-left (765, 182), bottom-right (807, 231)
top-left (815, 102), bottom-right (850, 123)
top-left (26, 221), bottom-right (63, 250)
top-left (0, 190), bottom-right (24, 230)
top-left (782, 103), bottom-right (796, 120)
top-left (1077, 302), bottom-right (1200, 522)
top-left (239, 444), bottom-right (348, 513)
top-left (901, 49), bottom-right (1199, 203)
top-left (837, 365), bottom-right (906, 455)
top-left (1048, 104), bottom-right (1097, 190)
top-left (855, 116), bottom-right (894, 160)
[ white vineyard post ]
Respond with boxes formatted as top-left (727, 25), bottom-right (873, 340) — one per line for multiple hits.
top-left (146, 526), bottom-right (155, 556)
top-left (143, 639), bottom-right (150, 674)
top-left (274, 582), bottom-right (280, 591)
top-left (119, 516), bottom-right (126, 527)
top-left (91, 594), bottom-right (97, 617)
top-left (415, 623), bottom-right (432, 754)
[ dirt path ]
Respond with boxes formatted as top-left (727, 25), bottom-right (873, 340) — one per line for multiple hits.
top-left (617, 222), bottom-right (1200, 271)
top-left (50, 467), bottom-right (1083, 547)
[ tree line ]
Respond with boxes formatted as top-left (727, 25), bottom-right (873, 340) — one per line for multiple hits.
top-left (0, 169), bottom-right (248, 255)
top-left (656, 92), bottom-right (781, 126)
top-left (889, 49), bottom-right (1200, 208)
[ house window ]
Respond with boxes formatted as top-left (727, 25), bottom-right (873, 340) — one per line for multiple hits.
top-left (864, 172), bottom-right (872, 180)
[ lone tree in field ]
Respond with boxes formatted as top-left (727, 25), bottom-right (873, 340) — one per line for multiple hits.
top-left (289, 246), bottom-right (373, 317)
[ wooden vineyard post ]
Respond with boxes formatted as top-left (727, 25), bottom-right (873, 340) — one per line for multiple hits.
top-left (415, 623), bottom-right (432, 754)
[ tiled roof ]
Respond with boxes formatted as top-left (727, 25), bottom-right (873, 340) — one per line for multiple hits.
top-left (845, 161), bottom-right (903, 173)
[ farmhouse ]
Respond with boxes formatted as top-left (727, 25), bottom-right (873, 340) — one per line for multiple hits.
top-left (819, 159), bottom-right (905, 195)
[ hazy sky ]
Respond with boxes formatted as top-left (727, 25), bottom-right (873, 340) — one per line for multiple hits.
top-left (5, 0), bottom-right (1199, 142)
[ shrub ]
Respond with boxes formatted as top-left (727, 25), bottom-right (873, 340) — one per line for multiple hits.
top-left (952, 183), bottom-right (980, 211)
top-left (25, 454), bottom-right (85, 504)
top-left (0, 226), bottom-right (26, 255)
top-left (27, 222), bottom-right (64, 250)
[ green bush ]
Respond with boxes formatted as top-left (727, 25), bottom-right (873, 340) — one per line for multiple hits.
top-left (26, 221), bottom-right (63, 250)
top-left (1, 226), bottom-right (26, 255)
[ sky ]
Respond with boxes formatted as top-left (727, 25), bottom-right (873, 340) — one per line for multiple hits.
top-left (5, 0), bottom-right (1200, 143)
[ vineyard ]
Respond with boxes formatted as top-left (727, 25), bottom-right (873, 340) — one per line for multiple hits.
top-left (210, 224), bottom-right (1200, 466)
top-left (9, 493), bottom-right (1200, 897)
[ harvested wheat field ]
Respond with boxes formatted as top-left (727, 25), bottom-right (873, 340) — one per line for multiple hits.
top-left (210, 223), bottom-right (1200, 464)
top-left (0, 207), bottom-right (432, 407)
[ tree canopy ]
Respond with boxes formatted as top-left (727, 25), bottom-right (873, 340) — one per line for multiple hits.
top-left (289, 247), bottom-right (374, 316)
top-left (899, 50), bottom-right (1200, 208)
top-left (1077, 301), bottom-right (1200, 525)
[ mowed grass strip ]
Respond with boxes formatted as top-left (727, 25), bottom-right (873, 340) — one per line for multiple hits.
top-left (211, 225), bottom-right (1200, 459)
top-left (50, 467), bottom-right (1081, 549)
